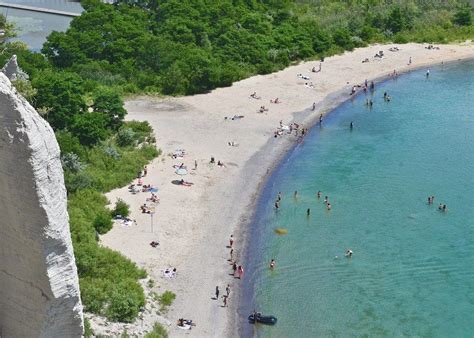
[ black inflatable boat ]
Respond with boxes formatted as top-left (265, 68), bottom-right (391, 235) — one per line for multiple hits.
top-left (248, 313), bottom-right (277, 325)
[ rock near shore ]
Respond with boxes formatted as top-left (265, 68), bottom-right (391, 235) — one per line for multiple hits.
top-left (0, 72), bottom-right (83, 336)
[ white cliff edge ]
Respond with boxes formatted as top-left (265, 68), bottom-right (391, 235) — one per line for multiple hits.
top-left (0, 72), bottom-right (83, 337)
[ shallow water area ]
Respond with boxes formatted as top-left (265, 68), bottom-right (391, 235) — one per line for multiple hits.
top-left (243, 60), bottom-right (474, 337)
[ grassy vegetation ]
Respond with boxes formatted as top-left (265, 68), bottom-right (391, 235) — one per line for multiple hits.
top-left (157, 291), bottom-right (176, 313)
top-left (144, 323), bottom-right (169, 338)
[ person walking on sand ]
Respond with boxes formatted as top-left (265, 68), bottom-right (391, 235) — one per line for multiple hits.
top-left (215, 286), bottom-right (220, 300)
top-left (223, 295), bottom-right (228, 307)
top-left (194, 160), bottom-right (198, 170)
top-left (233, 262), bottom-right (237, 276)
top-left (230, 248), bottom-right (234, 261)
top-left (226, 284), bottom-right (231, 296)
top-left (229, 235), bottom-right (234, 248)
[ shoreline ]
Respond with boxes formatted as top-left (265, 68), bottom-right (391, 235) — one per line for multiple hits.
top-left (92, 43), bottom-right (474, 337)
top-left (236, 56), bottom-right (474, 337)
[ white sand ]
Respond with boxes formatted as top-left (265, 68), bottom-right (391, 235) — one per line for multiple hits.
top-left (97, 43), bottom-right (474, 337)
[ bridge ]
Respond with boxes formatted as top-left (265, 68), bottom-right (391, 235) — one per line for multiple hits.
top-left (0, 2), bottom-right (82, 17)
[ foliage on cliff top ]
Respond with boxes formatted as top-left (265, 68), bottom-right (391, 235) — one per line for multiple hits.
top-left (40, 0), bottom-right (474, 95)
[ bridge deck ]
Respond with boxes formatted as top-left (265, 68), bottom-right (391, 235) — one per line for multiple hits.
top-left (0, 2), bottom-right (81, 17)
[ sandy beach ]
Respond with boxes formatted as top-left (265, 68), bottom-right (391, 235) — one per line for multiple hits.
top-left (93, 43), bottom-right (474, 337)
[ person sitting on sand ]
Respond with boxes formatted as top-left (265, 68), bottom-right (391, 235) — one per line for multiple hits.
top-left (150, 241), bottom-right (159, 248)
top-left (362, 58), bottom-right (370, 63)
top-left (217, 160), bottom-right (224, 167)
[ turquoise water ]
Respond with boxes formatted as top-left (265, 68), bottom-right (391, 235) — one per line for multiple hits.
top-left (244, 60), bottom-right (474, 337)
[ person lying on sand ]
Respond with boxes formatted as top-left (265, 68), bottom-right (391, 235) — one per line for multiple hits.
top-left (179, 179), bottom-right (194, 186)
top-left (270, 98), bottom-right (281, 104)
top-left (250, 92), bottom-right (261, 99)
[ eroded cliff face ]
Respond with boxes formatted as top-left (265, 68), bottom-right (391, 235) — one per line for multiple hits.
top-left (0, 72), bottom-right (83, 337)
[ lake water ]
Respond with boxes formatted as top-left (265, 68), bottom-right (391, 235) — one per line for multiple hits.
top-left (0, 0), bottom-right (82, 51)
top-left (243, 60), bottom-right (474, 337)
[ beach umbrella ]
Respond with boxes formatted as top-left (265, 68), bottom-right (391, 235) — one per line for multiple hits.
top-left (175, 168), bottom-right (188, 175)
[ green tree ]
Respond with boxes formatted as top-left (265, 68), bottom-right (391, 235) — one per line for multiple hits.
top-left (32, 71), bottom-right (86, 129)
top-left (453, 4), bottom-right (472, 26)
top-left (71, 112), bottom-right (109, 146)
top-left (92, 88), bottom-right (127, 130)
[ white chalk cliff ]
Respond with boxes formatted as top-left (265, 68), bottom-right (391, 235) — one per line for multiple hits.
top-left (0, 72), bottom-right (83, 336)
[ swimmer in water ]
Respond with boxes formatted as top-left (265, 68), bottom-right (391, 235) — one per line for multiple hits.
top-left (277, 192), bottom-right (282, 202)
top-left (324, 196), bottom-right (328, 204)
top-left (275, 201), bottom-right (280, 209)
top-left (350, 121), bottom-right (353, 130)
top-left (307, 208), bottom-right (311, 216)
top-left (345, 249), bottom-right (353, 258)
top-left (294, 190), bottom-right (298, 198)
top-left (317, 191), bottom-right (322, 199)
top-left (270, 259), bottom-right (276, 269)
top-left (327, 203), bottom-right (332, 210)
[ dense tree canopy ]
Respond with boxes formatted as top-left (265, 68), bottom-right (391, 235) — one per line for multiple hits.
top-left (38, 0), bottom-right (473, 96)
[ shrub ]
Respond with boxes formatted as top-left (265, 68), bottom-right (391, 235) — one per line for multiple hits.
top-left (93, 210), bottom-right (113, 234)
top-left (116, 128), bottom-right (136, 147)
top-left (112, 198), bottom-right (130, 218)
top-left (158, 291), bottom-right (176, 313)
top-left (145, 323), bottom-right (168, 338)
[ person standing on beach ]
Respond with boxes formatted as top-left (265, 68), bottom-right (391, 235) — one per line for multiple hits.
top-left (223, 295), bottom-right (228, 307)
top-left (226, 284), bottom-right (231, 296)
top-left (408, 57), bottom-right (412, 65)
top-left (319, 114), bottom-right (323, 124)
top-left (229, 235), bottom-right (234, 248)
top-left (238, 265), bottom-right (244, 279)
top-left (230, 248), bottom-right (234, 261)
top-left (143, 165), bottom-right (148, 176)
top-left (194, 160), bottom-right (198, 170)
top-left (232, 262), bottom-right (237, 276)
top-left (215, 286), bottom-right (220, 300)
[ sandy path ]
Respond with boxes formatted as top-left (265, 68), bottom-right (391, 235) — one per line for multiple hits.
top-left (96, 43), bottom-right (474, 337)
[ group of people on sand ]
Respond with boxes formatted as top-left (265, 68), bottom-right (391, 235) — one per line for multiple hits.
top-left (274, 121), bottom-right (307, 140)
top-left (428, 195), bottom-right (448, 212)
top-left (215, 284), bottom-right (231, 307)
